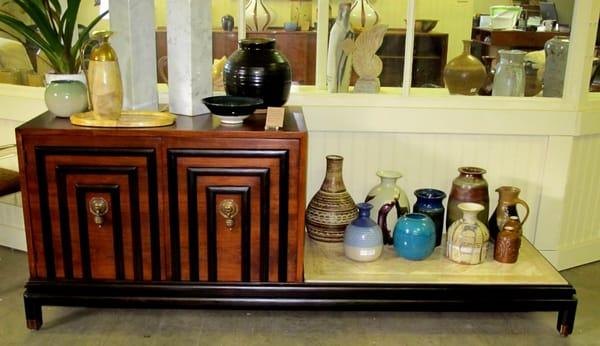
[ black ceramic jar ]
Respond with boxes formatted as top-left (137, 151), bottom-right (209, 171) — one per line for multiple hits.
top-left (223, 38), bottom-right (292, 107)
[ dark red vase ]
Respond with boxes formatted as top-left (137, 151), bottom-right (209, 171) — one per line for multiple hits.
top-left (446, 167), bottom-right (489, 229)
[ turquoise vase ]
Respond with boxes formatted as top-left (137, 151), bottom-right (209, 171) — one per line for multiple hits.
top-left (44, 80), bottom-right (88, 118)
top-left (393, 213), bottom-right (436, 260)
top-left (343, 203), bottom-right (383, 262)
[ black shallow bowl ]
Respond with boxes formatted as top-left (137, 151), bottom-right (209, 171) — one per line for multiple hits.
top-left (202, 96), bottom-right (263, 116)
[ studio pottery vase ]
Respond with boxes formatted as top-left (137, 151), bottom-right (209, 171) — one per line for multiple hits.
top-left (245, 0), bottom-right (273, 32)
top-left (344, 203), bottom-right (383, 262)
top-left (44, 80), bottom-right (88, 118)
top-left (365, 170), bottom-right (410, 245)
top-left (443, 40), bottom-right (486, 95)
top-left (543, 36), bottom-right (569, 98)
top-left (447, 167), bottom-right (489, 229)
top-left (492, 49), bottom-right (526, 97)
top-left (488, 186), bottom-right (530, 241)
top-left (393, 213), bottom-right (436, 261)
top-left (306, 155), bottom-right (358, 242)
top-left (349, 0), bottom-right (380, 33)
top-left (446, 203), bottom-right (490, 265)
top-left (413, 189), bottom-right (446, 247)
top-left (223, 38), bottom-right (291, 107)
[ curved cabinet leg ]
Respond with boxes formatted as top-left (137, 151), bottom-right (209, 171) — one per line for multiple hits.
top-left (556, 298), bottom-right (578, 337)
top-left (24, 293), bottom-right (43, 330)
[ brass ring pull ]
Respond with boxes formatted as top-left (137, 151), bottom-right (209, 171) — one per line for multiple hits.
top-left (89, 197), bottom-right (109, 227)
top-left (219, 199), bottom-right (239, 231)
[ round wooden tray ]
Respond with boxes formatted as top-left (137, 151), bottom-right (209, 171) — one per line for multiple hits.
top-left (70, 110), bottom-right (176, 128)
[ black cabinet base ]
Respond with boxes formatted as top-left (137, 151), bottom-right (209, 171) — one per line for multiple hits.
top-left (23, 280), bottom-right (577, 336)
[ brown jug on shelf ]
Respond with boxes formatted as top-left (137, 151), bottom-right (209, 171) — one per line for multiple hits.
top-left (443, 40), bottom-right (486, 95)
top-left (305, 155), bottom-right (358, 242)
top-left (488, 186), bottom-right (530, 241)
top-left (494, 225), bottom-right (521, 263)
top-left (446, 166), bottom-right (489, 230)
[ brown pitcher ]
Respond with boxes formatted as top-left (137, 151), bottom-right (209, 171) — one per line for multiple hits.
top-left (488, 186), bottom-right (529, 240)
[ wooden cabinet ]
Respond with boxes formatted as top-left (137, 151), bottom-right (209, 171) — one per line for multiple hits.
top-left (17, 109), bottom-right (307, 329)
top-left (470, 27), bottom-right (569, 60)
top-left (375, 31), bottom-right (448, 87)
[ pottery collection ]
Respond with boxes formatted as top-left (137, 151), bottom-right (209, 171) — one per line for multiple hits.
top-left (306, 155), bottom-right (358, 242)
top-left (543, 36), bottom-right (569, 98)
top-left (488, 186), bottom-right (530, 240)
top-left (344, 203), bottom-right (384, 262)
top-left (413, 189), bottom-right (446, 247)
top-left (393, 213), bottom-right (436, 261)
top-left (443, 40), bottom-right (486, 95)
top-left (446, 202), bottom-right (490, 265)
top-left (223, 38), bottom-right (291, 107)
top-left (492, 49), bottom-right (526, 97)
top-left (447, 166), bottom-right (489, 230)
top-left (304, 155), bottom-right (527, 265)
top-left (365, 170), bottom-right (410, 245)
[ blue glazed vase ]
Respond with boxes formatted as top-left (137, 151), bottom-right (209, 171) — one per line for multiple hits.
top-left (344, 203), bottom-right (383, 262)
top-left (393, 213), bottom-right (436, 260)
top-left (413, 189), bottom-right (446, 247)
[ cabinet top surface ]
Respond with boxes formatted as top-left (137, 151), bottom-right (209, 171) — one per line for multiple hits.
top-left (17, 106), bottom-right (307, 139)
top-left (304, 235), bottom-right (568, 286)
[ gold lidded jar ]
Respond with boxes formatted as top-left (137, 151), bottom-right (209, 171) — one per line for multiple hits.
top-left (306, 155), bottom-right (358, 242)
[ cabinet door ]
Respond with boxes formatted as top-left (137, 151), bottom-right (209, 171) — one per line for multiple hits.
top-left (23, 137), bottom-right (163, 281)
top-left (166, 138), bottom-right (302, 283)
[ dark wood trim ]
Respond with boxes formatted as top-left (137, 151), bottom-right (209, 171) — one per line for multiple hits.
top-left (34, 147), bottom-right (160, 280)
top-left (207, 186), bottom-right (251, 282)
top-left (22, 280), bottom-right (578, 335)
top-left (75, 184), bottom-right (124, 280)
top-left (167, 149), bottom-right (288, 282)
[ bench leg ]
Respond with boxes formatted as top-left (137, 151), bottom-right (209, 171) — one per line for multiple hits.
top-left (24, 293), bottom-right (43, 330)
top-left (556, 299), bottom-right (577, 337)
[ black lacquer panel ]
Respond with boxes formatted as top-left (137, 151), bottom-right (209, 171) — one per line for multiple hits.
top-left (34, 147), bottom-right (160, 280)
top-left (167, 149), bottom-right (289, 282)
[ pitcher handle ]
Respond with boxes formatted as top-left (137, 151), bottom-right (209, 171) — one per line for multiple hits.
top-left (377, 202), bottom-right (396, 245)
top-left (516, 198), bottom-right (530, 225)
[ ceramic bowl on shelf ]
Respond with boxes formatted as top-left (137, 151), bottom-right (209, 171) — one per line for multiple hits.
top-left (411, 19), bottom-right (438, 33)
top-left (202, 95), bottom-right (263, 125)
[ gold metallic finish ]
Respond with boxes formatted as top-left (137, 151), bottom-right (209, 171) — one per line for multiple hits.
top-left (70, 111), bottom-right (176, 128)
top-left (89, 31), bottom-right (118, 61)
top-left (89, 197), bottom-right (109, 227)
top-left (219, 199), bottom-right (239, 231)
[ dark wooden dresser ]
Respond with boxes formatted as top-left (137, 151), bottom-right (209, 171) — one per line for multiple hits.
top-left (16, 108), bottom-right (307, 329)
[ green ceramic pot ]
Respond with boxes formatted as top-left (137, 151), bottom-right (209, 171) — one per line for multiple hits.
top-left (44, 80), bottom-right (88, 118)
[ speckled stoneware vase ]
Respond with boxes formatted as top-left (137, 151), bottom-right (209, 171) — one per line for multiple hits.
top-left (306, 155), bottom-right (358, 242)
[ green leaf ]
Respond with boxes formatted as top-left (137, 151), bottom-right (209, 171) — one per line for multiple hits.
top-left (71, 9), bottom-right (109, 70)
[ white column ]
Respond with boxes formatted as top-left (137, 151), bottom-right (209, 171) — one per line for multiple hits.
top-left (109, 0), bottom-right (159, 111)
top-left (166, 0), bottom-right (212, 116)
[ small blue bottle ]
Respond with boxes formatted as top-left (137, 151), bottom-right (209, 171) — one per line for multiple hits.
top-left (393, 213), bottom-right (436, 260)
top-left (344, 203), bottom-right (383, 262)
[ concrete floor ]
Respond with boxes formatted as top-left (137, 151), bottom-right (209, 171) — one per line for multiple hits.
top-left (0, 246), bottom-right (598, 346)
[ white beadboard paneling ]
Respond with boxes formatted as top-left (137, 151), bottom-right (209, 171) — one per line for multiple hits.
top-left (561, 135), bottom-right (600, 251)
top-left (307, 132), bottom-right (547, 242)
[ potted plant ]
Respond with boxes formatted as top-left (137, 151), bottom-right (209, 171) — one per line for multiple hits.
top-left (0, 0), bottom-right (108, 83)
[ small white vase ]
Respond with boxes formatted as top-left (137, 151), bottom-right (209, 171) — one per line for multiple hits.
top-left (446, 202), bottom-right (490, 265)
top-left (245, 0), bottom-right (273, 32)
